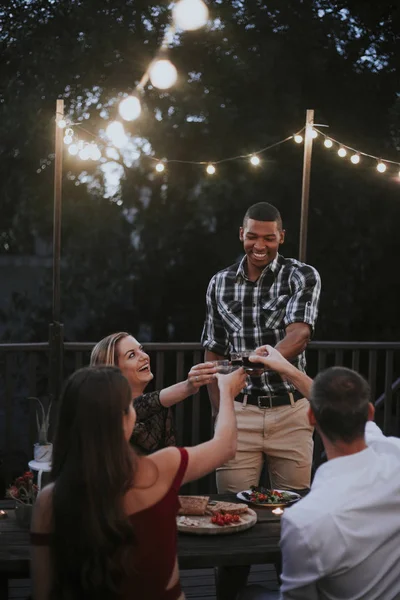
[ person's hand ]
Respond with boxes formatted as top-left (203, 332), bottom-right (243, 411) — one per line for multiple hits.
top-left (187, 362), bottom-right (217, 393)
top-left (250, 345), bottom-right (291, 375)
top-left (216, 367), bottom-right (246, 398)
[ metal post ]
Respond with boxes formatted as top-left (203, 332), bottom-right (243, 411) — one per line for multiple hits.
top-left (48, 100), bottom-right (65, 435)
top-left (298, 109), bottom-right (314, 262)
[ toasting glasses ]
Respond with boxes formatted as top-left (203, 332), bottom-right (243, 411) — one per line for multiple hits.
top-left (230, 351), bottom-right (265, 376)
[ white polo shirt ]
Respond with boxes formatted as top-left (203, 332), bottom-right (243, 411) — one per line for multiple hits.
top-left (280, 422), bottom-right (400, 600)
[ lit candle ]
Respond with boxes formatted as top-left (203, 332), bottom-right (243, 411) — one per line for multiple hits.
top-left (272, 507), bottom-right (283, 516)
top-left (0, 510), bottom-right (7, 519)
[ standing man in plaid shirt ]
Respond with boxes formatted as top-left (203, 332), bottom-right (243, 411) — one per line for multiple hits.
top-left (202, 202), bottom-right (321, 495)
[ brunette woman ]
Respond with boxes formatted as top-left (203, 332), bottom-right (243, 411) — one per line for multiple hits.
top-left (31, 365), bottom-right (246, 600)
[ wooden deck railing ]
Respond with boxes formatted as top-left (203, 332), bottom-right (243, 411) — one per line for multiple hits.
top-left (1, 341), bottom-right (399, 494)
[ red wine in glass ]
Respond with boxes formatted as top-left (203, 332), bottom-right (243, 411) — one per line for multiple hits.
top-left (242, 356), bottom-right (264, 376)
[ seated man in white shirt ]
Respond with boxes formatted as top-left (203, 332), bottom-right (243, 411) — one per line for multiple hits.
top-left (239, 345), bottom-right (400, 600)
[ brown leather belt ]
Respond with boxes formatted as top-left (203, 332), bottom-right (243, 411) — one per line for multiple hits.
top-left (235, 390), bottom-right (303, 408)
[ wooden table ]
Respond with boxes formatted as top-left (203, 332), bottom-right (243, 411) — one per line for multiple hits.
top-left (0, 494), bottom-right (284, 599)
top-left (178, 493), bottom-right (282, 569)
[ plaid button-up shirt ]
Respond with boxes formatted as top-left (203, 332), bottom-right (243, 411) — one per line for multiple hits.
top-left (201, 253), bottom-right (321, 395)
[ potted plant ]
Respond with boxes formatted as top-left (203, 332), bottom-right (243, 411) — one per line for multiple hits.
top-left (7, 471), bottom-right (38, 528)
top-left (30, 396), bottom-right (53, 463)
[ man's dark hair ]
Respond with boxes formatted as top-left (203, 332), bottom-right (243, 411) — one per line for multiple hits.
top-left (310, 367), bottom-right (370, 444)
top-left (243, 202), bottom-right (283, 230)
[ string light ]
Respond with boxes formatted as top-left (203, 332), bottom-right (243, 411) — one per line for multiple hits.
top-left (311, 130), bottom-right (318, 139)
top-left (68, 144), bottom-right (79, 156)
top-left (119, 96), bottom-right (141, 121)
top-left (350, 154), bottom-right (360, 164)
top-left (294, 134), bottom-right (303, 144)
top-left (155, 162), bottom-right (165, 173)
top-left (89, 144), bottom-right (101, 161)
top-left (63, 134), bottom-right (73, 145)
top-left (149, 59), bottom-right (178, 90)
top-left (78, 146), bottom-right (91, 160)
top-left (377, 162), bottom-right (386, 173)
top-left (106, 121), bottom-right (128, 148)
top-left (338, 147), bottom-right (347, 158)
top-left (250, 155), bottom-right (260, 166)
top-left (324, 139), bottom-right (333, 148)
top-left (172, 0), bottom-right (209, 31)
top-left (206, 164), bottom-right (216, 175)
top-left (57, 119), bottom-right (67, 129)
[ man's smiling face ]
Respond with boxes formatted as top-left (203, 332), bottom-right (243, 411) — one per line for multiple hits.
top-left (239, 218), bottom-right (285, 277)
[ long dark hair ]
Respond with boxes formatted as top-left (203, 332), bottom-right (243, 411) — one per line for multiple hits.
top-left (50, 366), bottom-right (136, 599)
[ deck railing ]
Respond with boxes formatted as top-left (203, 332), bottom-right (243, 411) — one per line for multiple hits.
top-left (1, 341), bottom-right (399, 494)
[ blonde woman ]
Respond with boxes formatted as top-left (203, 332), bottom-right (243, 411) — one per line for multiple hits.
top-left (90, 332), bottom-right (217, 454)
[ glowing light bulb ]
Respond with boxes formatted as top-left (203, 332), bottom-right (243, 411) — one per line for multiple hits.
top-left (338, 148), bottom-right (347, 158)
top-left (57, 119), bottom-right (67, 129)
top-left (294, 134), bottom-right (303, 144)
top-left (311, 129), bottom-right (318, 139)
top-left (78, 146), bottom-right (91, 160)
top-left (172, 0), bottom-right (209, 31)
top-left (149, 59), bottom-right (178, 90)
top-left (250, 155), bottom-right (260, 166)
top-left (155, 162), bottom-right (165, 173)
top-left (106, 121), bottom-right (128, 148)
top-left (68, 144), bottom-right (79, 156)
top-left (324, 139), bottom-right (333, 148)
top-left (119, 96), bottom-right (141, 121)
top-left (65, 128), bottom-right (73, 137)
top-left (89, 144), bottom-right (101, 161)
top-left (377, 162), bottom-right (386, 173)
top-left (63, 135), bottom-right (73, 145)
top-left (350, 154), bottom-right (360, 164)
top-left (206, 164), bottom-right (216, 175)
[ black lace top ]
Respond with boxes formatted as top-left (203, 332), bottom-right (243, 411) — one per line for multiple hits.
top-left (131, 391), bottom-right (176, 454)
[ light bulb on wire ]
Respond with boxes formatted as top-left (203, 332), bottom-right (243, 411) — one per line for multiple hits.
top-left (250, 155), bottom-right (260, 166)
top-left (338, 147), bottom-right (347, 158)
top-left (79, 145), bottom-right (91, 161)
top-left (119, 96), bottom-right (141, 121)
top-left (63, 134), bottom-right (73, 145)
top-left (149, 59), bottom-right (178, 90)
top-left (68, 144), bottom-right (79, 156)
top-left (106, 121), bottom-right (128, 148)
top-left (172, 0), bottom-right (209, 31)
top-left (324, 139), bottom-right (333, 148)
top-left (57, 119), bottom-right (67, 129)
top-left (294, 134), bottom-right (303, 144)
top-left (311, 129), bottom-right (318, 139)
top-left (155, 162), bottom-right (165, 173)
top-left (206, 164), bottom-right (216, 175)
top-left (350, 154), bottom-right (360, 164)
top-left (89, 144), bottom-right (101, 161)
top-left (377, 162), bottom-right (386, 173)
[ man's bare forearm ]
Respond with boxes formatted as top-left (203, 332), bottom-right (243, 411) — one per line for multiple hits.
top-left (275, 323), bottom-right (311, 360)
top-left (279, 362), bottom-right (313, 399)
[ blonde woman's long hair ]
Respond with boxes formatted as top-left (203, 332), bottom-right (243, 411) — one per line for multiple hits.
top-left (90, 332), bottom-right (130, 367)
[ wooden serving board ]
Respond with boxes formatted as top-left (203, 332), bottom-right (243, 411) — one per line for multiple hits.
top-left (177, 508), bottom-right (257, 535)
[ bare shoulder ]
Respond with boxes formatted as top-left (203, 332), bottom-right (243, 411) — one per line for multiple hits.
top-left (148, 446), bottom-right (182, 477)
top-left (31, 483), bottom-right (54, 532)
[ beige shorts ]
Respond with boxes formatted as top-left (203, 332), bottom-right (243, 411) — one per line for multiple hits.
top-left (216, 397), bottom-right (314, 493)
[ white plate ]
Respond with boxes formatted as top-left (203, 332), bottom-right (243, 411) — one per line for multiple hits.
top-left (237, 489), bottom-right (301, 508)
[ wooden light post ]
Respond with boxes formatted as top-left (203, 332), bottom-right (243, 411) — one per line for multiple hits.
top-left (299, 109), bottom-right (314, 263)
top-left (49, 99), bottom-right (64, 421)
